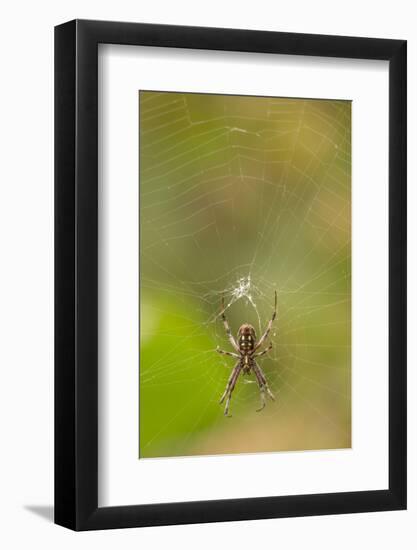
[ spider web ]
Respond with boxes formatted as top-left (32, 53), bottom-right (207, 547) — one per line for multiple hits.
top-left (139, 91), bottom-right (351, 458)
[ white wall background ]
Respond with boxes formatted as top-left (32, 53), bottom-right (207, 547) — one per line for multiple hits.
top-left (0, 1), bottom-right (415, 548)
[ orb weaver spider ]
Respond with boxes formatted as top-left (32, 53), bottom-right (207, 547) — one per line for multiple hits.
top-left (216, 291), bottom-right (277, 416)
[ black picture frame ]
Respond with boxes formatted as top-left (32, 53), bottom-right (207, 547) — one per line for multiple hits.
top-left (55, 19), bottom-right (407, 531)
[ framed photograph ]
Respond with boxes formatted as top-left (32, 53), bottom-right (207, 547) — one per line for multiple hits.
top-left (55, 19), bottom-right (406, 530)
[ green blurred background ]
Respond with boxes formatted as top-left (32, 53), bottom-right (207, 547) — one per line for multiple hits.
top-left (139, 91), bottom-right (351, 458)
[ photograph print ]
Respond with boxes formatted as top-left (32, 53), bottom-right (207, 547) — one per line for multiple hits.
top-left (139, 91), bottom-right (351, 459)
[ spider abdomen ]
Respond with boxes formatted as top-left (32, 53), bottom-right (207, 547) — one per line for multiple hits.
top-left (239, 335), bottom-right (254, 352)
top-left (237, 324), bottom-right (256, 352)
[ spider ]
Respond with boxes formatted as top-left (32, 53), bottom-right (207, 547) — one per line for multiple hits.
top-left (216, 291), bottom-right (277, 416)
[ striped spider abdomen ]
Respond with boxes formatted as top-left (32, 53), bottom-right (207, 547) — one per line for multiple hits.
top-left (238, 324), bottom-right (256, 353)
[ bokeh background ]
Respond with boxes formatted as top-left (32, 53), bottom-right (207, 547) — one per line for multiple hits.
top-left (139, 91), bottom-right (351, 458)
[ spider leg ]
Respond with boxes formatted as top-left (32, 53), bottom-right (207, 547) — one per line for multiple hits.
top-left (252, 342), bottom-right (272, 358)
top-left (220, 297), bottom-right (240, 353)
top-left (216, 347), bottom-right (240, 358)
top-left (219, 361), bottom-right (242, 417)
top-left (252, 360), bottom-right (275, 412)
top-left (253, 291), bottom-right (277, 352)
